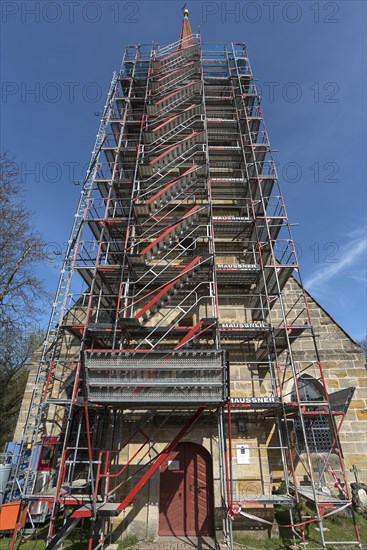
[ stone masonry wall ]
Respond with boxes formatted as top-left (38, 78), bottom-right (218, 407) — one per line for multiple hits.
top-left (12, 280), bottom-right (367, 487)
top-left (282, 278), bottom-right (367, 483)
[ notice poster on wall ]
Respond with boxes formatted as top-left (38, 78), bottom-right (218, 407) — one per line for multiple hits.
top-left (236, 444), bottom-right (250, 465)
top-left (168, 460), bottom-right (180, 471)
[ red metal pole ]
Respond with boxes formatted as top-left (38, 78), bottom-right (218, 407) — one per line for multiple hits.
top-left (71, 407), bottom-right (206, 519)
top-left (134, 255), bottom-right (202, 318)
top-left (115, 407), bottom-right (205, 512)
top-left (227, 401), bottom-right (233, 508)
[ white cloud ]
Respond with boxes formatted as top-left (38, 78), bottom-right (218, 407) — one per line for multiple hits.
top-left (304, 230), bottom-right (367, 293)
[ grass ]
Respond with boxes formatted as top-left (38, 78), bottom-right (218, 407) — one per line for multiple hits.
top-left (118, 535), bottom-right (139, 548)
top-left (233, 535), bottom-right (290, 549)
top-left (0, 539), bottom-right (45, 550)
top-left (234, 506), bottom-right (367, 549)
top-left (0, 533), bottom-right (139, 550)
top-left (307, 511), bottom-right (367, 546)
top-left (1, 510), bottom-right (366, 549)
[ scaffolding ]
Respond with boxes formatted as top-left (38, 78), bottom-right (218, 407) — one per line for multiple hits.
top-left (3, 32), bottom-right (362, 550)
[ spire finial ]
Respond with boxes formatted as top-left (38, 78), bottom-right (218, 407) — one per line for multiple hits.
top-left (178, 4), bottom-right (194, 49)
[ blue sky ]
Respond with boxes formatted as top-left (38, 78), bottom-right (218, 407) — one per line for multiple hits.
top-left (1, 0), bottom-right (366, 340)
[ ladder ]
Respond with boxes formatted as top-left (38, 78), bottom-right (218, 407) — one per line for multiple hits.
top-left (7, 72), bottom-right (119, 502)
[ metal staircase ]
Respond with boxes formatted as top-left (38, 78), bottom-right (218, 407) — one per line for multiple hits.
top-left (6, 25), bottom-right (362, 550)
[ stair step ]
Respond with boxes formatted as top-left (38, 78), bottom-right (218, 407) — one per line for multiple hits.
top-left (150, 62), bottom-right (200, 94)
top-left (141, 206), bottom-right (205, 260)
top-left (139, 143), bottom-right (206, 181)
top-left (135, 165), bottom-right (205, 216)
top-left (146, 109), bottom-right (203, 147)
top-left (147, 81), bottom-right (201, 118)
top-left (97, 502), bottom-right (121, 517)
top-left (146, 132), bottom-right (205, 170)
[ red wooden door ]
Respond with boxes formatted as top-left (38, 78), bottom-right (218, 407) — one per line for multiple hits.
top-left (159, 442), bottom-right (214, 536)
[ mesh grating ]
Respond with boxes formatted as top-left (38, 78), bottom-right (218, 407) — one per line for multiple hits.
top-left (84, 349), bottom-right (227, 405)
top-left (292, 377), bottom-right (333, 453)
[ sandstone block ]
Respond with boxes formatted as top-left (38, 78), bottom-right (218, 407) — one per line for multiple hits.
top-left (356, 409), bottom-right (367, 421)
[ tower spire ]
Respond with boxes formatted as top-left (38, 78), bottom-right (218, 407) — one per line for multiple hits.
top-left (178, 4), bottom-right (194, 49)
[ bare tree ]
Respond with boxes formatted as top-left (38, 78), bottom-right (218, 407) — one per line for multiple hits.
top-left (0, 152), bottom-right (49, 319)
top-left (0, 325), bottom-right (44, 449)
top-left (0, 151), bottom-right (49, 448)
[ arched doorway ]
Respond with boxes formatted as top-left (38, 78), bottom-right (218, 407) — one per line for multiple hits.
top-left (159, 442), bottom-right (215, 536)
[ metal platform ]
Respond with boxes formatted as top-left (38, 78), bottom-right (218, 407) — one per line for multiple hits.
top-left (298, 486), bottom-right (350, 506)
top-left (84, 349), bottom-right (227, 405)
top-left (233, 494), bottom-right (293, 506)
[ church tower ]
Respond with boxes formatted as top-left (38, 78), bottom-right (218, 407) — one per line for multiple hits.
top-left (5, 8), bottom-right (364, 550)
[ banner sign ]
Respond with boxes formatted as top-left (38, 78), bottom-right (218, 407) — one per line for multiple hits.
top-left (229, 396), bottom-right (279, 408)
top-left (213, 216), bottom-right (252, 222)
top-left (217, 263), bottom-right (258, 270)
top-left (220, 322), bottom-right (269, 330)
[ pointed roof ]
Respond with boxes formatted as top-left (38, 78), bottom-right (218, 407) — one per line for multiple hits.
top-left (178, 5), bottom-right (194, 49)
